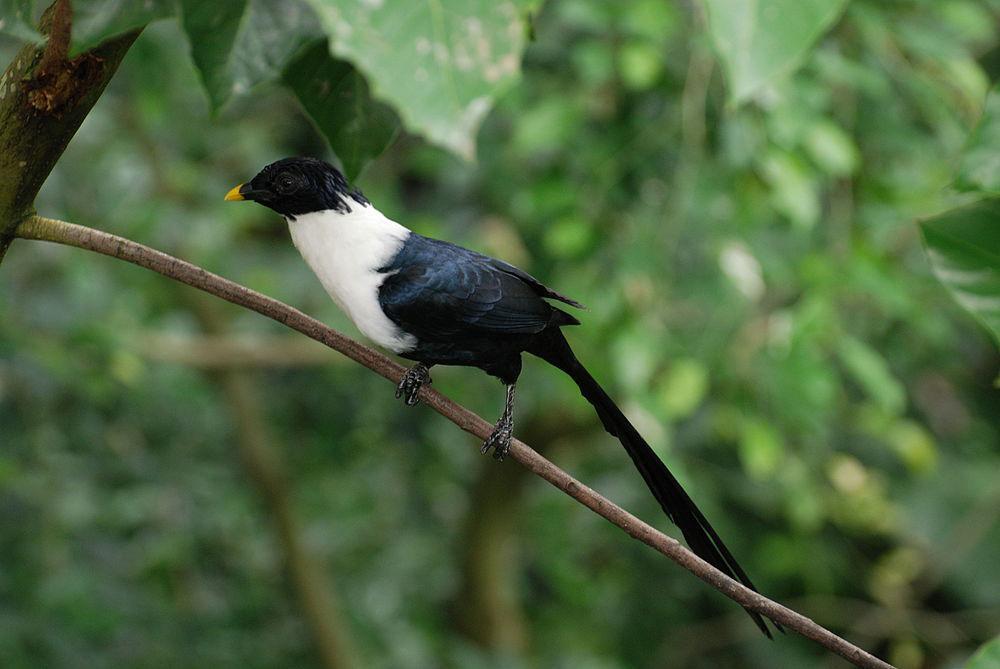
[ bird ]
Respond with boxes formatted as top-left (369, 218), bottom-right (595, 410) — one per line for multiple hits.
top-left (226, 156), bottom-right (776, 636)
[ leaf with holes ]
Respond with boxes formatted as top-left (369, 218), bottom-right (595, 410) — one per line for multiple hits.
top-left (920, 199), bottom-right (1000, 345)
top-left (180, 0), bottom-right (320, 111)
top-left (284, 40), bottom-right (399, 180)
top-left (303, 0), bottom-right (536, 160)
top-left (701, 0), bottom-right (847, 104)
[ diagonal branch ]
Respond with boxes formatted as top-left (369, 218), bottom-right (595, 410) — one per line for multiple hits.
top-left (12, 215), bottom-right (896, 669)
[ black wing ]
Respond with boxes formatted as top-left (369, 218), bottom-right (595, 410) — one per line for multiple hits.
top-left (378, 234), bottom-right (580, 342)
top-left (489, 258), bottom-right (585, 309)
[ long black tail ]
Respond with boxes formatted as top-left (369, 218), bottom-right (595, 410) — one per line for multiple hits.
top-left (529, 328), bottom-right (777, 637)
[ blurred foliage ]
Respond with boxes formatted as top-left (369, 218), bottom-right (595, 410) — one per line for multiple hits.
top-left (922, 82), bottom-right (1000, 344)
top-left (702, 0), bottom-right (849, 104)
top-left (921, 200), bottom-right (1000, 343)
top-left (965, 635), bottom-right (1000, 669)
top-left (69, 0), bottom-right (172, 54)
top-left (177, 0), bottom-right (319, 112)
top-left (0, 0), bottom-right (42, 43)
top-left (1, 1), bottom-right (1000, 669)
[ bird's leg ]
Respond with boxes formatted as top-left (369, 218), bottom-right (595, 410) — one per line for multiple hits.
top-left (481, 383), bottom-right (516, 462)
top-left (395, 363), bottom-right (432, 406)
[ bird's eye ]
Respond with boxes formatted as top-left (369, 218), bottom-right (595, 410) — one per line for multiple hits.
top-left (275, 173), bottom-right (298, 195)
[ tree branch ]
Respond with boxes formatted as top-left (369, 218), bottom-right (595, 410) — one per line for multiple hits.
top-left (12, 215), bottom-right (896, 669)
top-left (0, 2), bottom-right (140, 264)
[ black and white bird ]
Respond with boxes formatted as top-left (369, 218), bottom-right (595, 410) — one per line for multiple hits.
top-left (226, 157), bottom-right (776, 636)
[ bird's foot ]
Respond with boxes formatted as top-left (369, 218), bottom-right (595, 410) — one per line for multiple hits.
top-left (395, 363), bottom-right (432, 406)
top-left (481, 417), bottom-right (513, 462)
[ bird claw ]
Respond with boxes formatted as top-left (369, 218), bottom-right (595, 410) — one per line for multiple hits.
top-left (395, 364), bottom-right (431, 406)
top-left (481, 422), bottom-right (512, 462)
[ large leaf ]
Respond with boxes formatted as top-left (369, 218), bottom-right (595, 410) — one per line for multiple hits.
top-left (965, 636), bottom-right (1000, 669)
top-left (920, 199), bottom-right (1000, 345)
top-left (0, 0), bottom-right (42, 43)
top-left (304, 0), bottom-right (535, 160)
top-left (71, 0), bottom-right (174, 54)
top-left (179, 0), bottom-right (320, 112)
top-left (701, 0), bottom-right (848, 104)
top-left (284, 40), bottom-right (399, 181)
top-left (957, 85), bottom-right (1000, 195)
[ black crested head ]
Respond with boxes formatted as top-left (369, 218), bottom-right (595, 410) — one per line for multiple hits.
top-left (228, 157), bottom-right (368, 218)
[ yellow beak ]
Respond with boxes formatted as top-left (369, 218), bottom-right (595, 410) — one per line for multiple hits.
top-left (224, 184), bottom-right (246, 201)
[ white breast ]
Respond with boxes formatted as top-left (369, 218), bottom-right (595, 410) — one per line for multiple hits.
top-left (287, 205), bottom-right (417, 353)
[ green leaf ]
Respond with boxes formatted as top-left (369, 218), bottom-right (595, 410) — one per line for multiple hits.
top-left (284, 40), bottom-right (399, 181)
top-left (837, 336), bottom-right (906, 415)
top-left (71, 0), bottom-right (174, 54)
top-left (304, 0), bottom-right (536, 160)
top-left (738, 417), bottom-right (783, 479)
top-left (957, 85), bottom-right (1000, 194)
top-left (0, 0), bottom-right (42, 43)
top-left (888, 420), bottom-right (937, 475)
top-left (804, 120), bottom-right (859, 176)
top-left (701, 0), bottom-right (848, 104)
top-left (759, 149), bottom-right (820, 228)
top-left (655, 358), bottom-right (709, 420)
top-left (920, 199), bottom-right (1000, 345)
top-left (542, 216), bottom-right (593, 258)
top-left (618, 40), bottom-right (663, 91)
top-left (965, 636), bottom-right (1000, 669)
top-left (180, 0), bottom-right (319, 112)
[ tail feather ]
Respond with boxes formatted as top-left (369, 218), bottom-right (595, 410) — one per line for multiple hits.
top-left (530, 329), bottom-right (778, 638)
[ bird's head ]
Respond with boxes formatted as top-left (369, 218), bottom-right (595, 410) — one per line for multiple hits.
top-left (225, 157), bottom-right (369, 218)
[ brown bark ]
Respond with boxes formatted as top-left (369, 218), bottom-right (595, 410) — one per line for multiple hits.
top-left (0, 0), bottom-right (140, 263)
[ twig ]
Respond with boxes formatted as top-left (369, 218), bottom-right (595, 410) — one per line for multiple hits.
top-left (12, 215), bottom-right (896, 669)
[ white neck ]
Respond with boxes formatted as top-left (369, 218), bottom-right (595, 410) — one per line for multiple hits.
top-left (286, 204), bottom-right (416, 353)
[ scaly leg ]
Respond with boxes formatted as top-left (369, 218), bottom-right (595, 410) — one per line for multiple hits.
top-left (395, 363), bottom-right (432, 406)
top-left (481, 383), bottom-right (516, 462)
